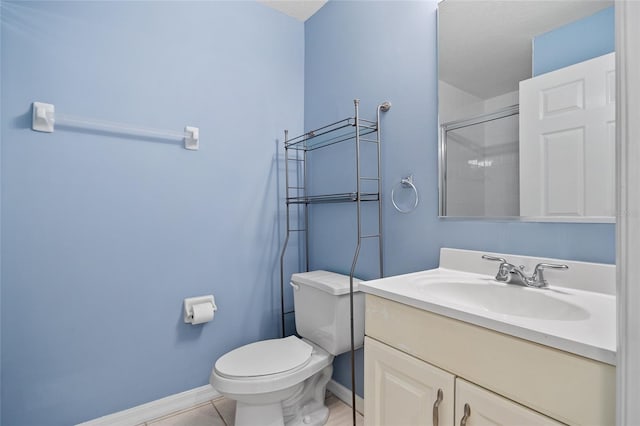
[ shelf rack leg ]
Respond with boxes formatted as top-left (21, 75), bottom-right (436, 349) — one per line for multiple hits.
top-left (349, 99), bottom-right (390, 425)
top-left (280, 130), bottom-right (290, 338)
top-left (304, 146), bottom-right (309, 272)
top-left (349, 98), bottom-right (361, 426)
top-left (376, 102), bottom-right (390, 278)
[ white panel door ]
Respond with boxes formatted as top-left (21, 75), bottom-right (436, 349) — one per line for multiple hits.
top-left (519, 52), bottom-right (615, 217)
top-left (454, 379), bottom-right (563, 426)
top-left (364, 337), bottom-right (455, 426)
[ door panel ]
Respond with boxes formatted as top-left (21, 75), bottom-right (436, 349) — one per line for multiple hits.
top-left (520, 52), bottom-right (615, 217)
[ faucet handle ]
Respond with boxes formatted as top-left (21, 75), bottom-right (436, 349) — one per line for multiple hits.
top-left (482, 255), bottom-right (511, 281)
top-left (482, 254), bottom-right (507, 264)
top-left (531, 263), bottom-right (569, 287)
top-left (534, 262), bottom-right (569, 271)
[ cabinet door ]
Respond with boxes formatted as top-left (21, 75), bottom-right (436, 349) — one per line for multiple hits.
top-left (454, 379), bottom-right (563, 426)
top-left (364, 336), bottom-right (455, 426)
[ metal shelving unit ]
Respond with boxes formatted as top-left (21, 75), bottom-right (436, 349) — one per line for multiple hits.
top-left (279, 99), bottom-right (391, 425)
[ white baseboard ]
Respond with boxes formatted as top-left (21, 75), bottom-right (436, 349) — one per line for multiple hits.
top-left (327, 379), bottom-right (364, 415)
top-left (77, 379), bottom-right (361, 425)
top-left (76, 385), bottom-right (221, 426)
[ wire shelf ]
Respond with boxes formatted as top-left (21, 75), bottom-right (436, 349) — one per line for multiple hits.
top-left (286, 192), bottom-right (379, 204)
top-left (285, 118), bottom-right (378, 151)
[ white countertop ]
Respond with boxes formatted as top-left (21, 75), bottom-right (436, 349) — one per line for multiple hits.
top-left (360, 249), bottom-right (616, 365)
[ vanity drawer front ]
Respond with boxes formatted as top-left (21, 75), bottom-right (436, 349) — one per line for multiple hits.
top-left (455, 378), bottom-right (564, 426)
top-left (365, 294), bottom-right (615, 426)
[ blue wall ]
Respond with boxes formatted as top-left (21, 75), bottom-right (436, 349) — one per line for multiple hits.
top-left (533, 6), bottom-right (615, 76)
top-left (304, 0), bottom-right (615, 396)
top-left (0, 2), bottom-right (303, 425)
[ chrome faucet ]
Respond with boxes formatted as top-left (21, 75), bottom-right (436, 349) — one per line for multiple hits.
top-left (482, 255), bottom-right (568, 288)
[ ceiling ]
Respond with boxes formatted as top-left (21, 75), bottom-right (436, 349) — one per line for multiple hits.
top-left (259, 0), bottom-right (328, 21)
top-left (439, 0), bottom-right (613, 99)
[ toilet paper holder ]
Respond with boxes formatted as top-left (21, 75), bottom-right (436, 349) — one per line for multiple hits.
top-left (183, 295), bottom-right (217, 324)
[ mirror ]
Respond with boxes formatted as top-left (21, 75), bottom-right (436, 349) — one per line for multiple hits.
top-left (438, 0), bottom-right (615, 222)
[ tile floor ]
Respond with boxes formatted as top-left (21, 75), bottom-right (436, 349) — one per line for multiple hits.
top-left (141, 393), bottom-right (364, 426)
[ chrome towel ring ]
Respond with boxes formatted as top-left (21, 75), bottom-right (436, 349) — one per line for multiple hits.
top-left (391, 175), bottom-right (419, 213)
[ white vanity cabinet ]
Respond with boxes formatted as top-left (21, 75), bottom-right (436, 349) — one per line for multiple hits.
top-left (365, 336), bottom-right (562, 426)
top-left (364, 336), bottom-right (455, 426)
top-left (363, 294), bottom-right (615, 426)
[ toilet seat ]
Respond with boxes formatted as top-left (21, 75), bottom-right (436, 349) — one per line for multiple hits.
top-left (214, 336), bottom-right (313, 379)
top-left (210, 338), bottom-right (333, 397)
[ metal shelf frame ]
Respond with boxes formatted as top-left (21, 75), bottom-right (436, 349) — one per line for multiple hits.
top-left (279, 99), bottom-right (391, 426)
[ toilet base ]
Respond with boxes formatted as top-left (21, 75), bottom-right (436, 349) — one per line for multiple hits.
top-left (236, 401), bottom-right (287, 426)
top-left (282, 365), bottom-right (333, 426)
top-left (232, 364), bottom-right (333, 426)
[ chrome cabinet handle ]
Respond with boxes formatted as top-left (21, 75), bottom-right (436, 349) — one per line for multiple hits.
top-left (460, 403), bottom-right (471, 426)
top-left (432, 388), bottom-right (443, 426)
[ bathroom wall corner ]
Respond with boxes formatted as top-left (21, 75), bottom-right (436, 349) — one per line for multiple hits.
top-left (304, 0), bottom-right (440, 396)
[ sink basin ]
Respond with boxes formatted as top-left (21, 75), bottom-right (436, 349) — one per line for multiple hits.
top-left (421, 281), bottom-right (590, 321)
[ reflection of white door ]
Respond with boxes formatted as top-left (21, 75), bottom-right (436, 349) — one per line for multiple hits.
top-left (519, 52), bottom-right (615, 217)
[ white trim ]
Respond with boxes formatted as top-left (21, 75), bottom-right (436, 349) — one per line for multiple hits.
top-left (616, 2), bottom-right (640, 425)
top-left (327, 379), bottom-right (364, 415)
top-left (78, 380), bottom-right (362, 426)
top-left (76, 385), bottom-right (221, 426)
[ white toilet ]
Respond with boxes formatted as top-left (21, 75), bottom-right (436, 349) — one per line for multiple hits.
top-left (210, 270), bottom-right (365, 426)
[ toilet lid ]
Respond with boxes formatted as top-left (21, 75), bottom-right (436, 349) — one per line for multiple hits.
top-left (215, 336), bottom-right (313, 378)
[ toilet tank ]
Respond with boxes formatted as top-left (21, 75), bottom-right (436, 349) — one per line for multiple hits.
top-left (291, 270), bottom-right (364, 356)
